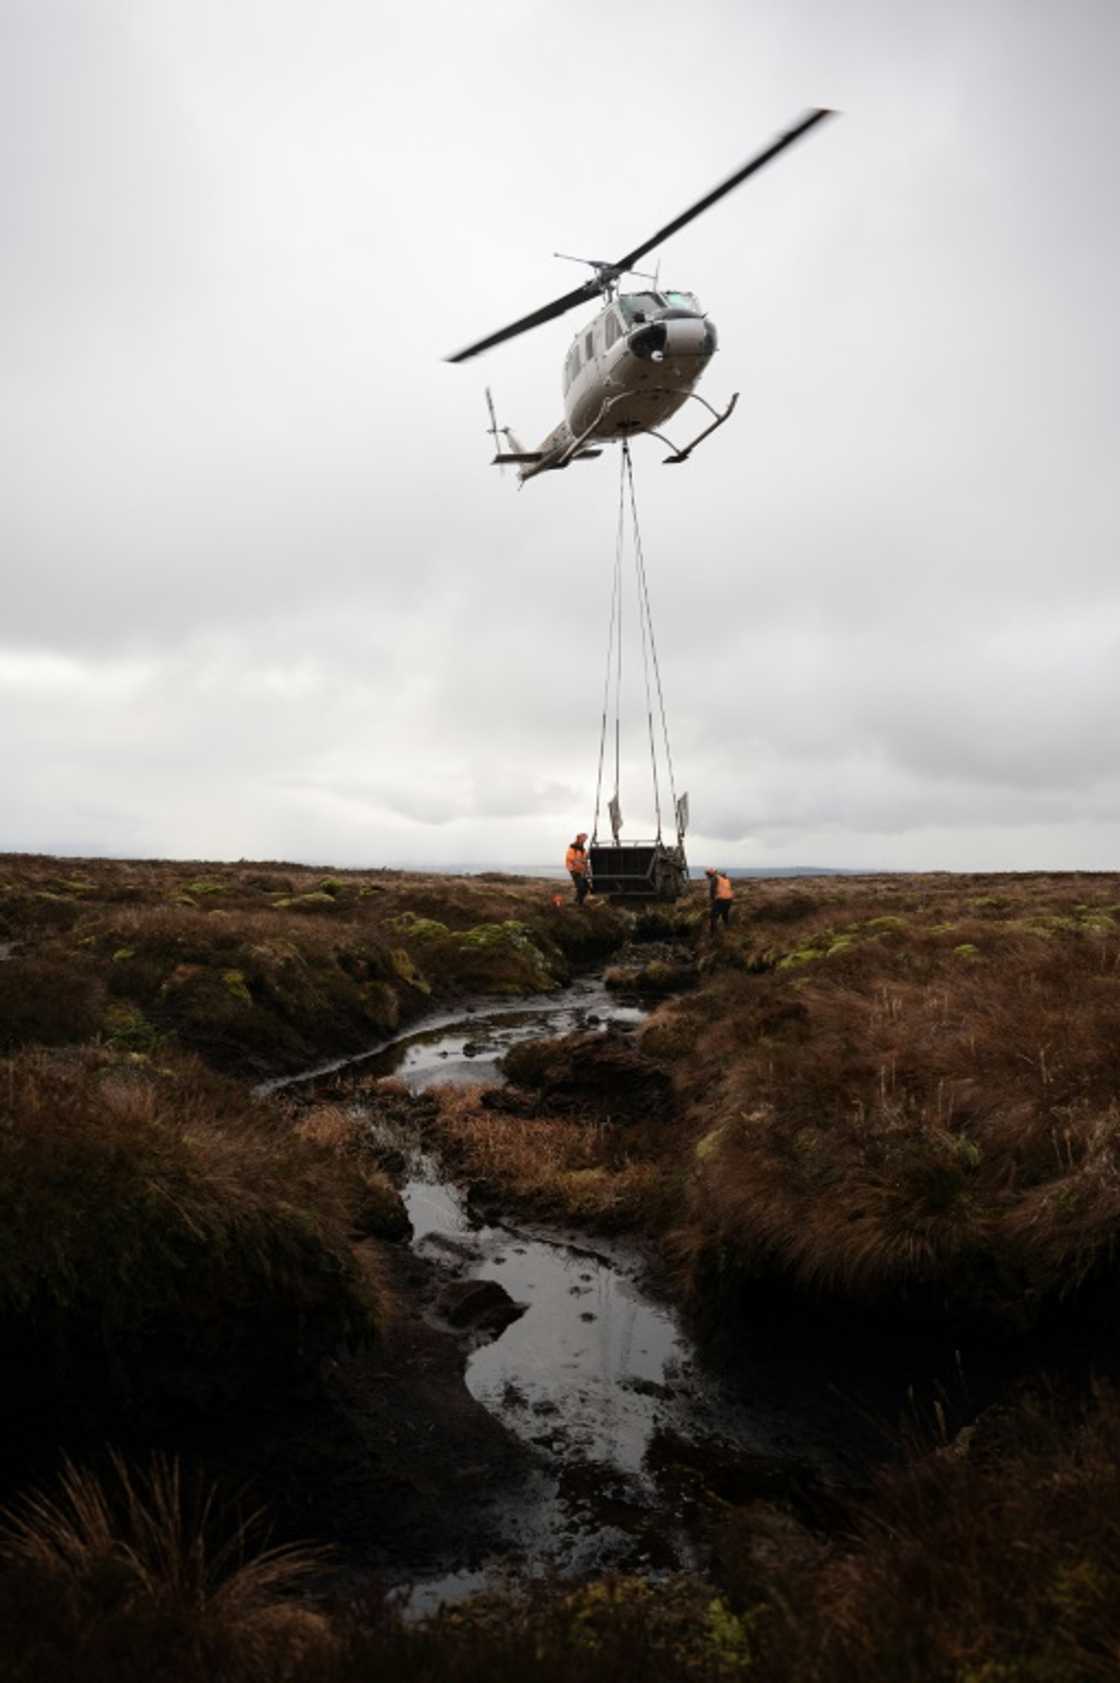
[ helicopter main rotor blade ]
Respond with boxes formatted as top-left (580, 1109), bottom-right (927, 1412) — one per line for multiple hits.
top-left (445, 108), bottom-right (834, 364)
top-left (614, 107), bottom-right (834, 273)
top-left (446, 280), bottom-right (599, 364)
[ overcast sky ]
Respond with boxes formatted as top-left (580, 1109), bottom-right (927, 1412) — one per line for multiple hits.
top-left (3, 0), bottom-right (1118, 870)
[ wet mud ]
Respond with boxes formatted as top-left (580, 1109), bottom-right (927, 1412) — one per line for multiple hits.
top-left (297, 976), bottom-right (880, 1606)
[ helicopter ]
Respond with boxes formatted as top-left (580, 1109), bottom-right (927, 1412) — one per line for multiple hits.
top-left (447, 108), bottom-right (834, 482)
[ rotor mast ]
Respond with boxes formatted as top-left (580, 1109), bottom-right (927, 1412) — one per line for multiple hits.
top-left (551, 254), bottom-right (658, 305)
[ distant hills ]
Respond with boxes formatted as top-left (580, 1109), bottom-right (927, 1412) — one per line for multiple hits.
top-left (416, 863), bottom-right (862, 881)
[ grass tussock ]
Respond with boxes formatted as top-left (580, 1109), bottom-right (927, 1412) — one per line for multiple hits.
top-left (746, 1379), bottom-right (1120, 1681)
top-left (0, 1048), bottom-right (396, 1418)
top-left (429, 1086), bottom-right (662, 1230)
top-left (664, 872), bottom-right (1120, 1326)
top-left (0, 1454), bottom-right (331, 1683)
top-left (4, 1386), bottom-right (1120, 1681)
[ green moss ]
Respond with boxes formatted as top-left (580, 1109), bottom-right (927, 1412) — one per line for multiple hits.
top-left (695, 1123), bottom-right (728, 1162)
top-left (101, 1002), bottom-right (163, 1053)
top-left (953, 943), bottom-right (980, 959)
top-left (865, 915), bottom-right (908, 931)
top-left (778, 946), bottom-right (823, 970)
top-left (221, 969), bottom-right (253, 1006)
top-left (318, 876), bottom-right (346, 897)
top-left (388, 946), bottom-right (430, 993)
top-left (183, 879), bottom-right (225, 897)
top-left (390, 912), bottom-right (451, 941)
top-left (111, 947), bottom-right (136, 963)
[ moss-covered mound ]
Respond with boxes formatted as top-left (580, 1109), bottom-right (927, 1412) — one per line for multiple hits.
top-left (0, 856), bottom-right (631, 1076)
top-left (388, 913), bottom-right (564, 995)
top-left (0, 1049), bottom-right (398, 1422)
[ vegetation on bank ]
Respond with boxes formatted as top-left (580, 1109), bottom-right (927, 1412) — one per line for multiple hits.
top-left (0, 855), bottom-right (628, 1074)
top-left (3, 1382), bottom-right (1119, 1681)
top-left (5, 856), bottom-right (1120, 1675)
top-left (664, 871), bottom-right (1120, 1331)
top-left (406, 870), bottom-right (1120, 1335)
top-left (0, 1045), bottom-right (400, 1426)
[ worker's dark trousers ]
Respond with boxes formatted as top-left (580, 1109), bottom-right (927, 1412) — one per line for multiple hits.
top-left (571, 871), bottom-right (590, 905)
top-left (709, 899), bottom-right (731, 932)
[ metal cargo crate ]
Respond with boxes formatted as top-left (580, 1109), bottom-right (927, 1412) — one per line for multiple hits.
top-left (588, 841), bottom-right (689, 902)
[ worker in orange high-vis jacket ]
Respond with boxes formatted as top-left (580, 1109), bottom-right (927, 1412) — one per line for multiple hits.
top-left (706, 867), bottom-right (734, 933)
top-left (565, 832), bottom-right (591, 905)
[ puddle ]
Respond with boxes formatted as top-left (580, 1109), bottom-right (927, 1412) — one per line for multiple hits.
top-left (258, 979), bottom-right (643, 1097)
top-left (392, 1161), bottom-right (861, 1606)
top-left (311, 976), bottom-right (868, 1603)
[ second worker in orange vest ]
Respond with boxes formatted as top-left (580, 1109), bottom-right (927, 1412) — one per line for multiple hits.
top-left (706, 867), bottom-right (734, 933)
top-left (566, 833), bottom-right (591, 905)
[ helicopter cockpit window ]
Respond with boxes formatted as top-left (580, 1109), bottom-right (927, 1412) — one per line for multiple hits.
top-left (617, 292), bottom-right (664, 326)
top-left (661, 289), bottom-right (701, 314)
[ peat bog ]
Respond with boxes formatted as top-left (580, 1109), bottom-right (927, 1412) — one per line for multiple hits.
top-left (3, 853), bottom-right (1120, 1679)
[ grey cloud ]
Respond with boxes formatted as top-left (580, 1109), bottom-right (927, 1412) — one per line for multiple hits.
top-left (4, 0), bottom-right (1120, 869)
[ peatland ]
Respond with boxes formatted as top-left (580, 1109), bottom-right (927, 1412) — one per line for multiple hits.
top-left (3, 853), bottom-right (1120, 1680)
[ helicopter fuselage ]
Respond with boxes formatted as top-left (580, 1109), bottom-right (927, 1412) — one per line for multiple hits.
top-left (519, 288), bottom-right (719, 480)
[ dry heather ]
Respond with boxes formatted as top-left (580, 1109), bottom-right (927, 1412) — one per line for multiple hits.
top-left (0, 854), bottom-right (628, 1074)
top-left (661, 872), bottom-right (1120, 1327)
top-left (0, 1047), bottom-right (400, 1425)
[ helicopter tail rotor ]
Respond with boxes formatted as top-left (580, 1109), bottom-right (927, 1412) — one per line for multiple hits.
top-left (484, 388), bottom-right (530, 473)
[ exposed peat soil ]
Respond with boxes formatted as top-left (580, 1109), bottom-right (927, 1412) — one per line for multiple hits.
top-left (288, 973), bottom-right (888, 1606)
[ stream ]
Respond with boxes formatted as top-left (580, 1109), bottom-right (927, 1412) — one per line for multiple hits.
top-left (296, 974), bottom-right (883, 1609)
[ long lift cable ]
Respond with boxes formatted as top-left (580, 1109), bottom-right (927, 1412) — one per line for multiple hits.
top-left (623, 443), bottom-right (663, 838)
top-left (614, 453), bottom-right (624, 824)
top-left (592, 459), bottom-right (627, 844)
top-left (623, 443), bottom-right (680, 829)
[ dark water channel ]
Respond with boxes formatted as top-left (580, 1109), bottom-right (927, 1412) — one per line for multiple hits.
top-left (308, 977), bottom-right (880, 1610)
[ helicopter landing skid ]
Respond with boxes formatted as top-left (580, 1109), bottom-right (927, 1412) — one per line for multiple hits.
top-left (645, 391), bottom-right (740, 464)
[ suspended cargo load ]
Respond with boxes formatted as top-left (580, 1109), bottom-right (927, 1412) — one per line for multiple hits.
top-left (587, 442), bottom-right (689, 902)
top-left (589, 839), bottom-right (689, 902)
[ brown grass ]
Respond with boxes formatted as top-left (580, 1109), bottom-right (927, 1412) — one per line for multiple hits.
top-left (4, 1384), bottom-right (1120, 1680)
top-left (661, 872), bottom-right (1120, 1326)
top-left (0, 1454), bottom-right (332, 1683)
top-left (428, 1086), bottom-right (663, 1230)
top-left (0, 1046), bottom-right (396, 1419)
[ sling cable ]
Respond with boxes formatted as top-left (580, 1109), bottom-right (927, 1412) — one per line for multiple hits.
top-left (589, 441), bottom-right (689, 901)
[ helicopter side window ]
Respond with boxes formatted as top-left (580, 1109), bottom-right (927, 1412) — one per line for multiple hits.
top-left (584, 331), bottom-right (594, 362)
top-left (604, 310), bottom-right (621, 350)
